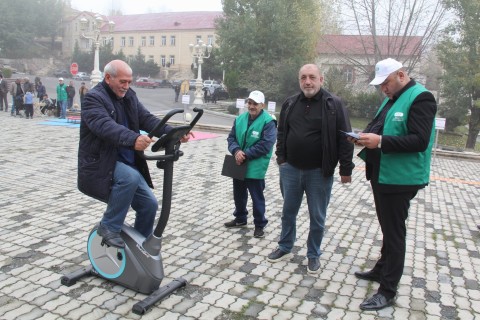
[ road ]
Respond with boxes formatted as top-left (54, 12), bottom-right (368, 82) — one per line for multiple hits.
top-left (36, 76), bottom-right (235, 127)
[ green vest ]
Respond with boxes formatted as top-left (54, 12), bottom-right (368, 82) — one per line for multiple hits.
top-left (235, 111), bottom-right (274, 179)
top-left (375, 83), bottom-right (435, 185)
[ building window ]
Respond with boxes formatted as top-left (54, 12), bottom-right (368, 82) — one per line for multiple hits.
top-left (161, 55), bottom-right (166, 67)
top-left (169, 55), bottom-right (175, 66)
top-left (161, 36), bottom-right (167, 46)
top-left (149, 36), bottom-right (155, 46)
top-left (129, 37), bottom-right (134, 47)
top-left (196, 36), bottom-right (201, 43)
top-left (148, 55), bottom-right (154, 61)
top-left (141, 36), bottom-right (146, 47)
top-left (344, 67), bottom-right (354, 83)
top-left (207, 35), bottom-right (214, 45)
top-left (127, 55), bottom-right (134, 63)
top-left (103, 37), bottom-right (112, 46)
top-left (170, 35), bottom-right (176, 46)
top-left (120, 37), bottom-right (126, 47)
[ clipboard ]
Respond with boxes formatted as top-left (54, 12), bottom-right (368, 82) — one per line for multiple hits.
top-left (221, 155), bottom-right (247, 180)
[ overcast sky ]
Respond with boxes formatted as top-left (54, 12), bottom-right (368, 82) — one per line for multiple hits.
top-left (70, 0), bottom-right (223, 15)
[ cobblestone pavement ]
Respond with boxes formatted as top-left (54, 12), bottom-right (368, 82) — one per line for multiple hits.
top-left (1, 111), bottom-right (480, 320)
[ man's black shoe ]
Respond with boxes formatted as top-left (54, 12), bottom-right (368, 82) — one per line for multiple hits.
top-left (97, 224), bottom-right (125, 248)
top-left (354, 270), bottom-right (381, 283)
top-left (360, 293), bottom-right (394, 310)
top-left (253, 227), bottom-right (264, 238)
top-left (224, 220), bottom-right (247, 228)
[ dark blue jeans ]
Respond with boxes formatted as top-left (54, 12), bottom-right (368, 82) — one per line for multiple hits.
top-left (278, 163), bottom-right (333, 258)
top-left (232, 178), bottom-right (268, 228)
top-left (101, 161), bottom-right (158, 238)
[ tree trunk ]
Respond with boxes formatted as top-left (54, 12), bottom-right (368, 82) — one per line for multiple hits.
top-left (465, 107), bottom-right (480, 149)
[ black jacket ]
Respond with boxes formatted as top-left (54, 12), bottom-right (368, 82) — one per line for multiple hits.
top-left (276, 88), bottom-right (354, 177)
top-left (78, 81), bottom-right (170, 202)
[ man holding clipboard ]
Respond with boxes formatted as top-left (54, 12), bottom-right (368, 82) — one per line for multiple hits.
top-left (223, 90), bottom-right (277, 238)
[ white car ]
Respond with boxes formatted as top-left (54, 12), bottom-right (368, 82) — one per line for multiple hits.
top-left (203, 80), bottom-right (218, 88)
top-left (73, 72), bottom-right (90, 81)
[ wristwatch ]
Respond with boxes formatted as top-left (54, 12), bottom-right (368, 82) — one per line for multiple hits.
top-left (377, 135), bottom-right (382, 148)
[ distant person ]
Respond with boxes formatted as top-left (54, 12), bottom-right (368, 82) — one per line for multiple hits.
top-left (79, 82), bottom-right (89, 107)
top-left (56, 78), bottom-right (68, 119)
top-left (23, 77), bottom-right (34, 93)
top-left (224, 90), bottom-right (277, 238)
top-left (10, 78), bottom-right (25, 117)
top-left (36, 81), bottom-right (46, 101)
top-left (174, 82), bottom-right (180, 102)
top-left (267, 64), bottom-right (354, 274)
top-left (40, 94), bottom-right (54, 115)
top-left (350, 58), bottom-right (437, 311)
top-left (66, 80), bottom-right (76, 109)
top-left (23, 90), bottom-right (34, 119)
top-left (0, 74), bottom-right (8, 112)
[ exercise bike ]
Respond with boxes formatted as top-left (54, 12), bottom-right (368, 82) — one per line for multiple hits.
top-left (61, 107), bottom-right (203, 315)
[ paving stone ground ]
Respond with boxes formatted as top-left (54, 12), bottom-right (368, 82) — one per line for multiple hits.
top-left (0, 111), bottom-right (479, 320)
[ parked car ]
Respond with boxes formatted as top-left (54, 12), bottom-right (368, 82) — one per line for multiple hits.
top-left (134, 77), bottom-right (159, 89)
top-left (53, 70), bottom-right (70, 78)
top-left (155, 79), bottom-right (172, 88)
top-left (171, 80), bottom-right (182, 88)
top-left (189, 79), bottom-right (198, 90)
top-left (203, 80), bottom-right (219, 88)
top-left (73, 72), bottom-right (90, 81)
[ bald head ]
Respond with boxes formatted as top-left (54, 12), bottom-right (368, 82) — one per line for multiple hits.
top-left (299, 64), bottom-right (324, 98)
top-left (104, 60), bottom-right (133, 77)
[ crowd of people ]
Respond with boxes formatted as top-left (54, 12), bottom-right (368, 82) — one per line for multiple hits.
top-left (0, 74), bottom-right (88, 118)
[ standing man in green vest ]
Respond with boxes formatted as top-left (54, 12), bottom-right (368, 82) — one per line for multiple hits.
top-left (224, 90), bottom-right (277, 238)
top-left (352, 58), bottom-right (437, 310)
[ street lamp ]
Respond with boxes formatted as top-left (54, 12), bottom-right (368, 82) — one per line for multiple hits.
top-left (189, 39), bottom-right (212, 104)
top-left (80, 15), bottom-right (115, 87)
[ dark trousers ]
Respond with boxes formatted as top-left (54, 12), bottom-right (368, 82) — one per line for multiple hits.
top-left (371, 180), bottom-right (417, 299)
top-left (0, 94), bottom-right (7, 111)
top-left (25, 104), bottom-right (33, 118)
top-left (232, 178), bottom-right (268, 228)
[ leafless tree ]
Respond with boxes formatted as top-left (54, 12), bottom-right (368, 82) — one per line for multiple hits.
top-left (328, 0), bottom-right (448, 79)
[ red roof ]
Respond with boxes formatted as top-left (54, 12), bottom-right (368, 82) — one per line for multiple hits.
top-left (106, 11), bottom-right (222, 32)
top-left (317, 34), bottom-right (422, 57)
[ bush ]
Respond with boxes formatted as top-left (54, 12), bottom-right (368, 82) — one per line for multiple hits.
top-left (227, 104), bottom-right (238, 115)
top-left (346, 91), bottom-right (383, 119)
top-left (1, 68), bottom-right (12, 78)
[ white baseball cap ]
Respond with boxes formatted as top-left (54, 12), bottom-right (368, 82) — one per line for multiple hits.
top-left (247, 90), bottom-right (265, 104)
top-left (58, 77), bottom-right (64, 81)
top-left (369, 58), bottom-right (403, 85)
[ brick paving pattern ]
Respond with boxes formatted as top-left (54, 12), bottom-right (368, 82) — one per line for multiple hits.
top-left (0, 112), bottom-right (479, 319)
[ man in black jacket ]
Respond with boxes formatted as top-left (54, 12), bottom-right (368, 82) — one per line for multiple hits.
top-left (78, 59), bottom-right (191, 248)
top-left (267, 64), bottom-right (354, 274)
top-left (352, 58), bottom-right (437, 311)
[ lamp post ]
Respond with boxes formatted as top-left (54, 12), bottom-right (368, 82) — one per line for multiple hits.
top-left (80, 15), bottom-right (115, 87)
top-left (189, 39), bottom-right (212, 104)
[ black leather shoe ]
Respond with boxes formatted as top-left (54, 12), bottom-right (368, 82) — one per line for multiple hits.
top-left (97, 224), bottom-right (125, 248)
top-left (354, 270), bottom-right (381, 283)
top-left (360, 293), bottom-right (394, 310)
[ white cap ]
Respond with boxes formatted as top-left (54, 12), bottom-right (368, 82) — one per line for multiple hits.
top-left (58, 77), bottom-right (64, 81)
top-left (247, 90), bottom-right (265, 104)
top-left (369, 58), bottom-right (403, 85)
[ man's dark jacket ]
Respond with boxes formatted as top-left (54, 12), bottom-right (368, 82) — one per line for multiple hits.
top-left (276, 88), bottom-right (354, 177)
top-left (78, 81), bottom-right (169, 202)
